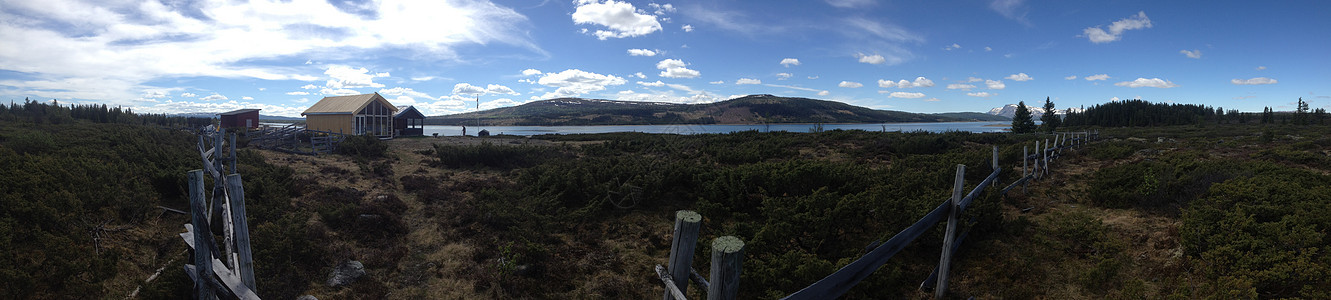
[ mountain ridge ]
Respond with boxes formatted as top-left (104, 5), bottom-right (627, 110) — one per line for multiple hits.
top-left (426, 94), bottom-right (1007, 126)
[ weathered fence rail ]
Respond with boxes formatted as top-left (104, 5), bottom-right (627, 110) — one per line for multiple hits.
top-left (656, 130), bottom-right (1101, 299)
top-left (181, 127), bottom-right (260, 299)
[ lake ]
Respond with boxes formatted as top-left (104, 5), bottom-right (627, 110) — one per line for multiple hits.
top-left (422, 121), bottom-right (1011, 136)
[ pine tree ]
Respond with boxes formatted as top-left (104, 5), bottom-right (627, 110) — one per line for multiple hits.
top-left (1295, 98), bottom-right (1310, 125)
top-left (1039, 97), bottom-right (1059, 133)
top-left (1011, 101), bottom-right (1036, 133)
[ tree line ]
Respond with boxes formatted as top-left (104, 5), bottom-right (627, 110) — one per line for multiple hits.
top-left (1, 98), bottom-right (213, 127)
top-left (1011, 97), bottom-right (1327, 132)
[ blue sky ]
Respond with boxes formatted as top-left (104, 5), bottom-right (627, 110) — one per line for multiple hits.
top-left (1, 0), bottom-right (1327, 117)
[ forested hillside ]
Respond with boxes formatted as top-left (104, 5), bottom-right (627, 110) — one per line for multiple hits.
top-left (429, 94), bottom-right (1000, 125)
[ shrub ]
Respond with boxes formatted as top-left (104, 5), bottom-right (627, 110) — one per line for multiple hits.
top-left (338, 134), bottom-right (387, 159)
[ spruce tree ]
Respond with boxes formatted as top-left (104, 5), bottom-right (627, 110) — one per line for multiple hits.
top-left (1011, 101), bottom-right (1036, 133)
top-left (1039, 97), bottom-right (1060, 133)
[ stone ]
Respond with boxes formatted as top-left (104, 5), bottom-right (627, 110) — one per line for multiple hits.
top-left (327, 260), bottom-right (366, 288)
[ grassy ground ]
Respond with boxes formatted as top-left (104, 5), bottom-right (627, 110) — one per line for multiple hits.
top-left (6, 120), bottom-right (1328, 299)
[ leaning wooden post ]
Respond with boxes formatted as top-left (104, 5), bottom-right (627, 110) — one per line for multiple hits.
top-left (1022, 145), bottom-right (1029, 192)
top-left (188, 170), bottom-right (214, 300)
top-left (226, 174), bottom-right (257, 292)
top-left (229, 132), bottom-right (238, 175)
top-left (935, 164), bottom-right (965, 299)
top-left (665, 210), bottom-right (702, 300)
top-left (708, 236), bottom-right (744, 300)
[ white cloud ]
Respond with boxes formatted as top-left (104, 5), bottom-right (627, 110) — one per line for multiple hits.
top-left (944, 43), bottom-right (961, 51)
top-left (0, 0), bottom-right (539, 107)
top-left (638, 80), bottom-right (666, 87)
top-left (1083, 11), bottom-right (1152, 43)
top-left (966, 77), bottom-right (983, 83)
top-left (632, 72), bottom-right (647, 78)
top-left (817, 90), bottom-right (830, 96)
top-left (709, 80), bottom-right (725, 84)
top-left (912, 77), bottom-right (935, 87)
top-left (826, 0), bottom-right (876, 8)
top-left (839, 81), bottom-right (864, 88)
top-left (1085, 74), bottom-right (1110, 81)
top-left (410, 76), bottom-right (436, 81)
top-left (1231, 77), bottom-right (1277, 85)
top-left (241, 96), bottom-right (253, 100)
top-left (780, 58), bottom-right (801, 67)
top-left (522, 69), bottom-right (543, 76)
top-left (325, 65), bottom-right (387, 89)
top-left (1064, 75), bottom-right (1077, 80)
top-left (878, 77), bottom-right (934, 88)
top-left (1180, 49), bottom-right (1202, 59)
top-left (286, 91), bottom-right (310, 95)
top-left (1005, 73), bottom-right (1033, 82)
top-left (181, 92), bottom-right (198, 98)
top-left (736, 78), bottom-right (762, 85)
top-left (379, 87), bottom-right (435, 100)
top-left (572, 0), bottom-right (663, 40)
top-left (808, 76), bottom-right (819, 79)
top-left (682, 24), bottom-right (694, 32)
top-left (984, 46), bottom-right (993, 51)
top-left (320, 88), bottom-right (361, 96)
top-left (1256, 66), bottom-right (1267, 70)
top-left (856, 53), bottom-right (887, 64)
top-left (452, 83), bottom-right (487, 95)
top-left (143, 91), bottom-right (169, 99)
top-left (764, 84), bottom-right (821, 93)
top-left (985, 80), bottom-right (1006, 89)
top-left (989, 0), bottom-right (1031, 26)
top-left (946, 84), bottom-right (976, 90)
top-left (486, 84), bottom-right (519, 95)
top-left (478, 98), bottom-right (525, 110)
top-left (200, 94), bottom-right (227, 101)
top-left (535, 69), bottom-right (627, 98)
top-left (776, 73), bottom-right (793, 80)
top-left (657, 59), bottom-right (700, 78)
top-left (627, 48), bottom-right (658, 56)
top-left (648, 3), bottom-right (676, 15)
top-left (1115, 77), bottom-right (1178, 88)
top-left (924, 98), bottom-right (941, 102)
top-left (889, 92), bottom-right (925, 98)
top-left (967, 92), bottom-right (996, 97)
top-left (301, 84), bottom-right (320, 90)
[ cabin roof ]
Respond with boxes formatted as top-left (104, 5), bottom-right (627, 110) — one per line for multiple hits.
top-left (219, 108), bottom-right (260, 116)
top-left (394, 105), bottom-right (425, 119)
top-left (301, 93), bottom-right (397, 116)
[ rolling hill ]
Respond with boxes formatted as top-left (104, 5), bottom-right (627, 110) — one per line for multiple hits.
top-left (427, 94), bottom-right (1008, 126)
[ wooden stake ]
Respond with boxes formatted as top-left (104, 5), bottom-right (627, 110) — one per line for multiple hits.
top-left (935, 164), bottom-right (965, 299)
top-left (708, 236), bottom-right (743, 300)
top-left (188, 170), bottom-right (214, 300)
top-left (665, 210), bottom-right (702, 300)
top-left (226, 174), bottom-right (256, 292)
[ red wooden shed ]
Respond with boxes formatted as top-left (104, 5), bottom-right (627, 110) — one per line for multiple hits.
top-left (219, 109), bottom-right (261, 129)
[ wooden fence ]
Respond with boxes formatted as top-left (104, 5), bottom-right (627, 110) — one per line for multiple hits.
top-left (656, 131), bottom-right (1100, 299)
top-left (180, 127), bottom-right (260, 299)
top-left (248, 123), bottom-right (346, 155)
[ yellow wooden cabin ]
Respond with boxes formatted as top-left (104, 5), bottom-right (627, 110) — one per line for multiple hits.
top-left (301, 93), bottom-right (398, 138)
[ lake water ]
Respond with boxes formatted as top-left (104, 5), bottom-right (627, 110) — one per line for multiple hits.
top-left (422, 121), bottom-right (1010, 136)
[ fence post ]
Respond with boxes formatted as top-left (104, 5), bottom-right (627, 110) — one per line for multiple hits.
top-left (226, 174), bottom-right (257, 292)
top-left (1043, 139), bottom-right (1050, 176)
top-left (992, 146), bottom-right (999, 171)
top-left (229, 132), bottom-right (237, 175)
top-left (708, 236), bottom-right (743, 300)
top-left (665, 210), bottom-right (702, 300)
top-left (935, 164), bottom-right (965, 299)
top-left (188, 170), bottom-right (214, 300)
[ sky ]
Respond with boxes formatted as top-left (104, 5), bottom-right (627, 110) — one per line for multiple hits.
top-left (1, 0), bottom-right (1328, 117)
